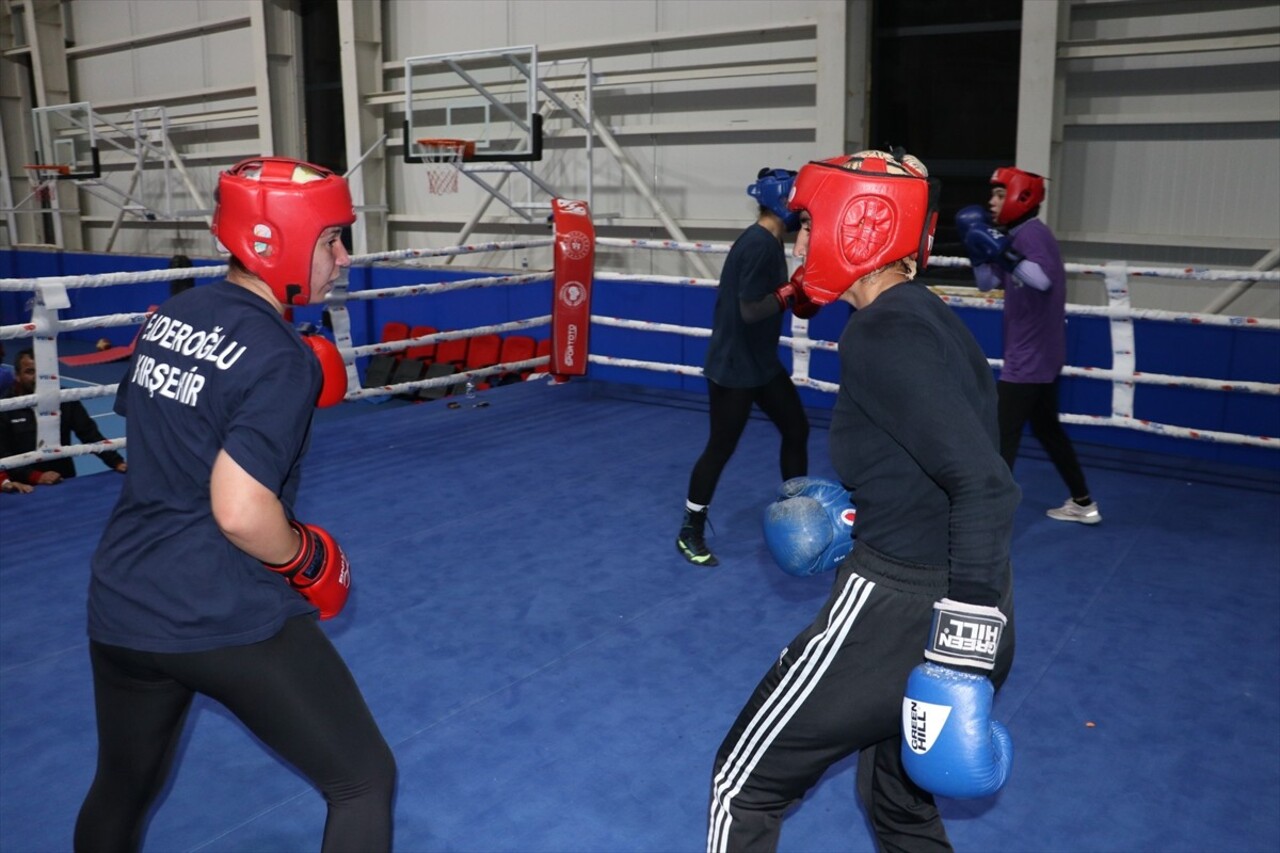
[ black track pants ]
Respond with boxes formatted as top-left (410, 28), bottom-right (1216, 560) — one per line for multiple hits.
top-left (708, 547), bottom-right (1014, 853)
top-left (74, 614), bottom-right (396, 853)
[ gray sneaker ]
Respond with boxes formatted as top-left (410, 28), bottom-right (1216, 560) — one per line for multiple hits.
top-left (1046, 498), bottom-right (1102, 525)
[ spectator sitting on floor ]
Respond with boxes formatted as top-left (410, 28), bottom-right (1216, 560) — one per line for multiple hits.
top-left (0, 348), bottom-right (126, 492)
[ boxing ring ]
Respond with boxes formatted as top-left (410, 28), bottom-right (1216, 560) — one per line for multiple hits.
top-left (2, 223), bottom-right (1277, 470)
top-left (1, 209), bottom-right (1279, 852)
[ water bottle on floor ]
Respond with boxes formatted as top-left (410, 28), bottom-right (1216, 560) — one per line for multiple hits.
top-left (464, 380), bottom-right (476, 402)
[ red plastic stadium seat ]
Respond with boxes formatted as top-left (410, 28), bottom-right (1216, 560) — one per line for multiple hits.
top-left (464, 334), bottom-right (502, 371)
top-left (535, 337), bottom-right (553, 371)
top-left (434, 334), bottom-right (469, 370)
top-left (405, 325), bottom-right (438, 363)
top-left (464, 334), bottom-right (502, 390)
top-left (495, 335), bottom-right (537, 384)
top-left (381, 321), bottom-right (410, 342)
top-left (363, 321), bottom-right (411, 388)
top-left (380, 321), bottom-right (410, 358)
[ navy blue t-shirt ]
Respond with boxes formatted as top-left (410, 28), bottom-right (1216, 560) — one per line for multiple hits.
top-left (703, 223), bottom-right (789, 388)
top-left (89, 282), bottom-right (321, 652)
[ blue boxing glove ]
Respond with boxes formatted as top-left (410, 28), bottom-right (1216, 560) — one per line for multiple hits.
top-left (954, 205), bottom-right (991, 241)
top-left (963, 225), bottom-right (1024, 273)
top-left (901, 599), bottom-right (1013, 799)
top-left (762, 477), bottom-right (856, 577)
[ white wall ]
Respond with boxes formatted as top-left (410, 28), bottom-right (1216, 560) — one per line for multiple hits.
top-left (1047, 0), bottom-right (1280, 317)
top-left (380, 0), bottom-right (839, 279)
top-left (1, 0), bottom-right (282, 256)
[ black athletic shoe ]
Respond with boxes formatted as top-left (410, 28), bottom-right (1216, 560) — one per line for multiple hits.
top-left (676, 508), bottom-right (719, 567)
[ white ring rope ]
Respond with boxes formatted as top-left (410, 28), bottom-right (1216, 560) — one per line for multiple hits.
top-left (587, 355), bottom-right (705, 378)
top-left (1058, 414), bottom-right (1274, 446)
top-left (347, 354), bottom-right (550, 401)
top-left (591, 313), bottom-right (1274, 396)
top-left (345, 272), bottom-right (552, 303)
top-left (0, 437), bottom-right (128, 470)
top-left (591, 315), bottom-right (710, 339)
top-left (0, 382), bottom-right (117, 413)
top-left (936, 292), bottom-right (1280, 330)
top-left (781, 334), bottom-right (840, 355)
top-left (0, 240), bottom-right (558, 291)
top-left (596, 271), bottom-right (718, 289)
top-left (1056, 365), bottom-right (1278, 395)
top-left (350, 316), bottom-right (552, 359)
top-left (352, 239), bottom-right (556, 265)
top-left (927, 254), bottom-right (1280, 283)
top-left (589, 261), bottom-right (1279, 450)
top-left (0, 245), bottom-right (557, 468)
top-left (2, 234), bottom-right (1277, 470)
top-left (0, 265), bottom-right (230, 291)
top-left (0, 310), bottom-right (156, 341)
top-left (595, 237), bottom-right (731, 254)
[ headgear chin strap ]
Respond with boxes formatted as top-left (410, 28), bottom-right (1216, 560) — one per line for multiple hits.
top-left (786, 150), bottom-right (939, 305)
top-left (211, 157), bottom-right (356, 306)
top-left (990, 166), bottom-right (1045, 225)
top-left (748, 168), bottom-right (801, 232)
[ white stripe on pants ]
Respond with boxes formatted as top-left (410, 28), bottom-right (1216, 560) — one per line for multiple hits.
top-left (707, 573), bottom-right (876, 852)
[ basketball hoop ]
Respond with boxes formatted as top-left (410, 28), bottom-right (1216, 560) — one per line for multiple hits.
top-left (416, 139), bottom-right (474, 195)
top-left (24, 164), bottom-right (69, 203)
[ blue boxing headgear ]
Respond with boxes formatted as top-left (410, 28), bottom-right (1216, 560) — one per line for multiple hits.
top-left (748, 168), bottom-right (801, 232)
top-left (763, 477), bottom-right (857, 577)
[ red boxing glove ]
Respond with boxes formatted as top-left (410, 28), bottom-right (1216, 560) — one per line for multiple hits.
top-left (773, 267), bottom-right (821, 320)
top-left (301, 334), bottom-right (348, 408)
top-left (264, 521), bottom-right (351, 619)
top-left (788, 267), bottom-right (820, 319)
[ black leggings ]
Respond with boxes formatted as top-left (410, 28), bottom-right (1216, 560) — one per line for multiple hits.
top-left (997, 379), bottom-right (1090, 498)
top-left (687, 373), bottom-right (809, 507)
top-left (74, 614), bottom-right (396, 853)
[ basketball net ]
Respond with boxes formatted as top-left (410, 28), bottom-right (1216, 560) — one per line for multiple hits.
top-left (419, 140), bottom-right (469, 195)
top-left (24, 164), bottom-right (67, 204)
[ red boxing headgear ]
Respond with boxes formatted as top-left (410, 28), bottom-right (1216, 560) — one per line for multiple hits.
top-left (211, 157), bottom-right (355, 306)
top-left (990, 166), bottom-right (1045, 225)
top-left (786, 150), bottom-right (938, 305)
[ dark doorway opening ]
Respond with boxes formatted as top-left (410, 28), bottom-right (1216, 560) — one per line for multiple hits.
top-left (870, 1), bottom-right (1023, 276)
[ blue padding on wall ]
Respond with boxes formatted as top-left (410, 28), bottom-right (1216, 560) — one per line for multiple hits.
top-left (590, 278), bottom-right (692, 392)
top-left (1, 249), bottom-right (224, 347)
top-left (2, 248), bottom-right (1276, 468)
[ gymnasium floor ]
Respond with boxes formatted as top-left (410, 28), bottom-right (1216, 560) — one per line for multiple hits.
top-left (1, 376), bottom-right (1278, 852)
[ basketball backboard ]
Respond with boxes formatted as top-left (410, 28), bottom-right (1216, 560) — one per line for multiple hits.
top-left (30, 102), bottom-right (100, 179)
top-left (403, 44), bottom-right (543, 164)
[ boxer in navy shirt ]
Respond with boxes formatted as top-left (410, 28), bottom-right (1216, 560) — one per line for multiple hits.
top-left (76, 158), bottom-right (395, 853)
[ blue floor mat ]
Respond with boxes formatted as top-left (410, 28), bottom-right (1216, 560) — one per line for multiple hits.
top-left (2, 379), bottom-right (1277, 852)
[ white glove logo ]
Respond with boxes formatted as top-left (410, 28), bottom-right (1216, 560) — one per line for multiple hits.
top-left (903, 698), bottom-right (952, 755)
